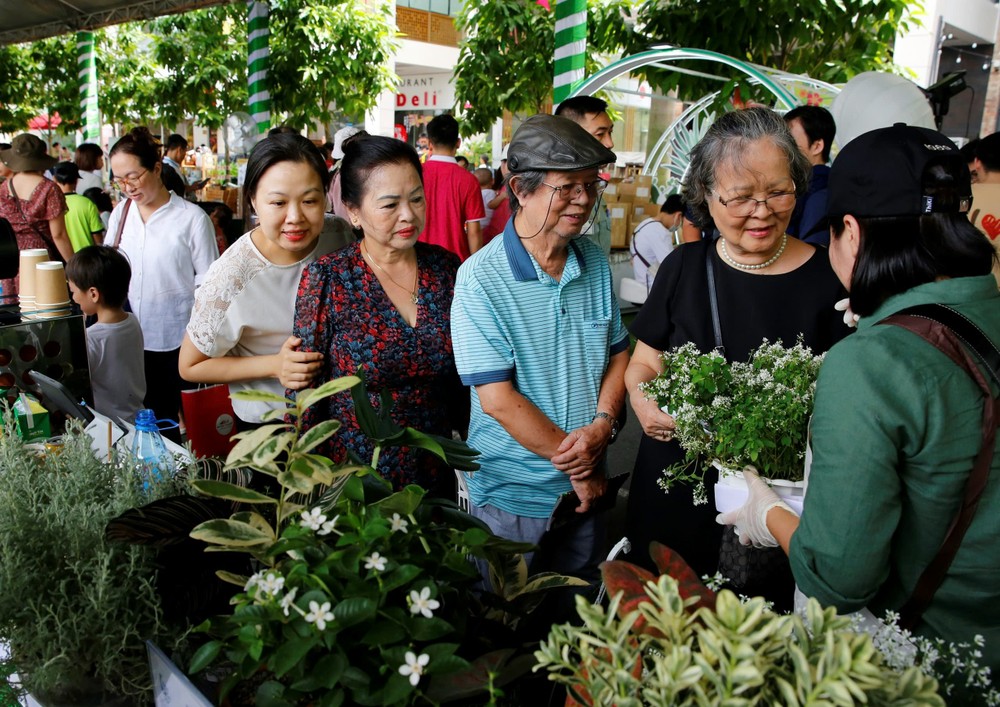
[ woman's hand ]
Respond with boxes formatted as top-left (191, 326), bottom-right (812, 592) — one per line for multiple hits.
top-left (715, 467), bottom-right (796, 549)
top-left (630, 389), bottom-right (677, 442)
top-left (277, 336), bottom-right (324, 390)
top-left (625, 340), bottom-right (677, 442)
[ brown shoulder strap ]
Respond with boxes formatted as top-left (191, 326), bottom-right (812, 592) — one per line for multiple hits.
top-left (112, 198), bottom-right (132, 249)
top-left (878, 309), bottom-right (997, 630)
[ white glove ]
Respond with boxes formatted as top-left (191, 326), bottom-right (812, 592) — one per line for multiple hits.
top-left (834, 298), bottom-right (860, 328)
top-left (715, 467), bottom-right (796, 548)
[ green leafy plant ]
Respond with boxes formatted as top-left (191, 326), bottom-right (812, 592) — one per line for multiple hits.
top-left (641, 339), bottom-right (823, 497)
top-left (534, 543), bottom-right (945, 706)
top-left (187, 375), bottom-right (583, 706)
top-left (0, 418), bottom-right (186, 704)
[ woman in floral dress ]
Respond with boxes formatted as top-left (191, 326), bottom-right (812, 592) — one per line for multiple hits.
top-left (0, 134), bottom-right (74, 295)
top-left (292, 136), bottom-right (466, 495)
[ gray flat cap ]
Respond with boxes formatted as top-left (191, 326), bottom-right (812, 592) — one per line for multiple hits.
top-left (507, 114), bottom-right (616, 173)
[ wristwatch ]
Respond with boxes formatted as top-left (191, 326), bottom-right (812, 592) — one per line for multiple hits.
top-left (593, 411), bottom-right (619, 442)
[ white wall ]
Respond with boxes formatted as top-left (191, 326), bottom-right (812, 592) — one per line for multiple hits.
top-left (895, 0), bottom-right (999, 87)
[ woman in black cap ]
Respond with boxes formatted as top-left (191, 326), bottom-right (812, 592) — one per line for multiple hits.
top-left (0, 134), bottom-right (74, 294)
top-left (720, 123), bottom-right (999, 679)
top-left (623, 107), bottom-right (851, 611)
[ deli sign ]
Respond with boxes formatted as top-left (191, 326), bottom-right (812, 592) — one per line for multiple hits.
top-left (396, 73), bottom-right (455, 110)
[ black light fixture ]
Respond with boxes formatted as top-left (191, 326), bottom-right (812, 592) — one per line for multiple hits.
top-left (924, 71), bottom-right (968, 129)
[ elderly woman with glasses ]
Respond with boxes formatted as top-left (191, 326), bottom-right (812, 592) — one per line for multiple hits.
top-left (108, 127), bottom-right (218, 439)
top-left (623, 107), bottom-right (851, 611)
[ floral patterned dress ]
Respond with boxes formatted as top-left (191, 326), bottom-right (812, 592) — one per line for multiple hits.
top-left (292, 241), bottom-right (467, 491)
top-left (0, 178), bottom-right (67, 294)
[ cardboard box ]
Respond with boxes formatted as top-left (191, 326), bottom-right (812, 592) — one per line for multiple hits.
top-left (634, 185), bottom-right (652, 201)
top-left (610, 206), bottom-right (631, 249)
top-left (617, 182), bottom-right (636, 203)
top-left (634, 202), bottom-right (661, 220)
top-left (11, 395), bottom-right (50, 442)
top-left (636, 175), bottom-right (653, 189)
top-left (604, 179), bottom-right (623, 199)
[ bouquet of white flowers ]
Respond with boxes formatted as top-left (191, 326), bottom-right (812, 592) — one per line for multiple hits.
top-left (640, 339), bottom-right (824, 503)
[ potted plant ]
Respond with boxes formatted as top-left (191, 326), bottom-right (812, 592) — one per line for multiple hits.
top-left (640, 339), bottom-right (823, 510)
top-left (182, 375), bottom-right (583, 706)
top-left (0, 418), bottom-right (186, 705)
top-left (534, 543), bottom-right (947, 706)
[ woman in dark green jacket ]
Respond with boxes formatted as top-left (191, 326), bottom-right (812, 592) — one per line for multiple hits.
top-left (719, 123), bottom-right (1000, 676)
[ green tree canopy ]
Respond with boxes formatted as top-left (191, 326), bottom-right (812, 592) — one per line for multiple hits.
top-left (0, 0), bottom-right (398, 135)
top-left (454, 0), bottom-right (919, 132)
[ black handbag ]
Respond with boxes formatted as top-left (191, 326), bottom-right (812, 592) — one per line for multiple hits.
top-left (705, 239), bottom-right (795, 605)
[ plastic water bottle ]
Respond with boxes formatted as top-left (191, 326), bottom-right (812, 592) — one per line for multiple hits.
top-left (131, 408), bottom-right (174, 492)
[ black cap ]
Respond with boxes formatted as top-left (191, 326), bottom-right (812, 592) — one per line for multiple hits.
top-left (827, 123), bottom-right (972, 220)
top-left (507, 114), bottom-right (616, 174)
top-left (51, 161), bottom-right (81, 183)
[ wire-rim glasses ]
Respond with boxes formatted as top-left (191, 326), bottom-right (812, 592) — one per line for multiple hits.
top-left (542, 178), bottom-right (609, 201)
top-left (716, 191), bottom-right (796, 217)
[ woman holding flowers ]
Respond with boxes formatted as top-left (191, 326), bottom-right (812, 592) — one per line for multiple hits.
top-left (623, 107), bottom-right (850, 610)
top-left (721, 124), bottom-right (999, 676)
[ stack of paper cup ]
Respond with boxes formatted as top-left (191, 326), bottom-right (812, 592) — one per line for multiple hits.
top-left (34, 262), bottom-right (70, 319)
top-left (18, 249), bottom-right (50, 313)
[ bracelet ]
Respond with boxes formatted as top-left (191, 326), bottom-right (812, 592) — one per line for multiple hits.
top-left (593, 411), bottom-right (619, 442)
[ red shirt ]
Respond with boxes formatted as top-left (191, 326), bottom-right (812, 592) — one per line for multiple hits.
top-left (418, 157), bottom-right (485, 261)
top-left (483, 187), bottom-right (511, 245)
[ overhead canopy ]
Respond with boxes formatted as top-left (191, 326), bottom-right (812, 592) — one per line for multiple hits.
top-left (1, 0), bottom-right (232, 46)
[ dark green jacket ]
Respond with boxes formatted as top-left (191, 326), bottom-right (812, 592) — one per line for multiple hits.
top-left (791, 275), bottom-right (1000, 673)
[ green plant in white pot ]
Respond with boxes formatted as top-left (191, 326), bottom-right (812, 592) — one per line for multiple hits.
top-left (0, 418), bottom-right (186, 705)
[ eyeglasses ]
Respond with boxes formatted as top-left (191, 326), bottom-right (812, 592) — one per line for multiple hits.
top-left (716, 191), bottom-right (796, 217)
top-left (542, 178), bottom-right (609, 201)
top-left (111, 169), bottom-right (149, 189)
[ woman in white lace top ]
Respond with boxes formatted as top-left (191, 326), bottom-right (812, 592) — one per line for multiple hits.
top-left (179, 134), bottom-right (354, 425)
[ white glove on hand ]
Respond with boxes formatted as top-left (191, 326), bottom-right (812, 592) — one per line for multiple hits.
top-left (715, 467), bottom-right (796, 549)
top-left (834, 298), bottom-right (860, 328)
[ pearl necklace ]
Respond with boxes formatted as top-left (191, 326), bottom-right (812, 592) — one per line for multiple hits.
top-left (719, 233), bottom-right (787, 271)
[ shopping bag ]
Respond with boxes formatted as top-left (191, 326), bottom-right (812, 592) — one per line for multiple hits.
top-left (181, 384), bottom-right (237, 459)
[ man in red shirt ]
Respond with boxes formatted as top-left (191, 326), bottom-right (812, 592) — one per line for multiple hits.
top-left (418, 114), bottom-right (484, 261)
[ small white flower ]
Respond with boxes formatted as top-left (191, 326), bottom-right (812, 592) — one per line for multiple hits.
top-left (408, 586), bottom-right (440, 618)
top-left (304, 600), bottom-right (334, 631)
top-left (317, 514), bottom-right (339, 536)
top-left (257, 571), bottom-right (285, 597)
top-left (398, 651), bottom-right (430, 686)
top-left (364, 552), bottom-right (388, 572)
top-left (300, 507), bottom-right (327, 531)
top-left (390, 513), bottom-right (409, 533)
top-left (280, 587), bottom-right (298, 617)
top-left (244, 571), bottom-right (262, 592)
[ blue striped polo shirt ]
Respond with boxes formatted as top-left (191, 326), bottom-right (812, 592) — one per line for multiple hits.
top-left (451, 218), bottom-right (629, 518)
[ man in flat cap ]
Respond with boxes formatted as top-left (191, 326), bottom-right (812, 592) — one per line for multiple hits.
top-left (451, 114), bottom-right (629, 586)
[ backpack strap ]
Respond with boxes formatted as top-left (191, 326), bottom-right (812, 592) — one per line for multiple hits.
top-left (877, 303), bottom-right (998, 630)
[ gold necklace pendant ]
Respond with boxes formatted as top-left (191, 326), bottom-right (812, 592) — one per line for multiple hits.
top-left (362, 240), bottom-right (419, 304)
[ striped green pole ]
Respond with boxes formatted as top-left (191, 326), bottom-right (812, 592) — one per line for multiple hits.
top-left (553, 0), bottom-right (587, 105)
top-left (247, 1), bottom-right (270, 134)
top-left (76, 31), bottom-right (100, 142)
